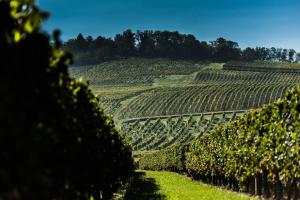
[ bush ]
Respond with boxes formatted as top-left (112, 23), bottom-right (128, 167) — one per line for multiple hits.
top-left (139, 143), bottom-right (187, 172)
top-left (0, 1), bottom-right (133, 199)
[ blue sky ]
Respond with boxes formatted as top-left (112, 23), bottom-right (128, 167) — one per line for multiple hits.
top-left (39, 0), bottom-right (300, 51)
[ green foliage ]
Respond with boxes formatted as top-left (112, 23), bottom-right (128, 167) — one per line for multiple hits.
top-left (139, 144), bottom-right (188, 172)
top-left (210, 37), bottom-right (241, 62)
top-left (0, 1), bottom-right (133, 199)
top-left (69, 58), bottom-right (201, 86)
top-left (186, 88), bottom-right (300, 198)
top-left (70, 59), bottom-right (300, 121)
top-left (65, 30), bottom-right (212, 66)
top-left (224, 61), bottom-right (300, 72)
top-left (114, 29), bottom-right (136, 57)
top-left (71, 59), bottom-right (300, 153)
top-left (122, 111), bottom-right (245, 150)
top-left (240, 47), bottom-right (300, 63)
top-left (65, 30), bottom-right (299, 66)
top-left (139, 87), bottom-right (300, 198)
top-left (118, 69), bottom-right (300, 119)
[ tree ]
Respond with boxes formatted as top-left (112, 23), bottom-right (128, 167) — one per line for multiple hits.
top-left (114, 29), bottom-right (136, 57)
top-left (254, 47), bottom-right (269, 61)
top-left (296, 53), bottom-right (300, 63)
top-left (136, 30), bottom-right (156, 57)
top-left (269, 47), bottom-right (277, 61)
top-left (182, 34), bottom-right (201, 60)
top-left (198, 41), bottom-right (212, 60)
top-left (72, 33), bottom-right (89, 52)
top-left (276, 48), bottom-right (283, 61)
top-left (90, 36), bottom-right (117, 62)
top-left (211, 37), bottom-right (241, 62)
top-left (63, 30), bottom-right (298, 65)
top-left (288, 49), bottom-right (296, 63)
top-left (154, 31), bottom-right (173, 57)
top-left (0, 1), bottom-right (133, 199)
top-left (281, 49), bottom-right (288, 61)
top-left (242, 47), bottom-right (257, 61)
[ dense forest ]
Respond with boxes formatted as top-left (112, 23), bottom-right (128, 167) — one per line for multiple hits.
top-left (64, 30), bottom-right (300, 66)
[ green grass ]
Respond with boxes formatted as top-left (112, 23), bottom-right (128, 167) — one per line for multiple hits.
top-left (206, 63), bottom-right (224, 70)
top-left (153, 72), bottom-right (199, 87)
top-left (124, 171), bottom-right (257, 200)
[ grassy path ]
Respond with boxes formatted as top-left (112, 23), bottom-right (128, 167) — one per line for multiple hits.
top-left (123, 171), bottom-right (257, 200)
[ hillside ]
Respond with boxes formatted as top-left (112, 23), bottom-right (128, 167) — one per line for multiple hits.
top-left (121, 111), bottom-right (245, 150)
top-left (224, 61), bottom-right (300, 72)
top-left (69, 58), bottom-right (300, 149)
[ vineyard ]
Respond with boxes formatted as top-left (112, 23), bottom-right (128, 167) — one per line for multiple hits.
top-left (69, 59), bottom-right (300, 150)
top-left (224, 61), bottom-right (300, 72)
top-left (139, 86), bottom-right (300, 199)
top-left (4, 0), bottom-right (300, 198)
top-left (121, 111), bottom-right (246, 150)
top-left (69, 58), bottom-right (204, 86)
top-left (117, 69), bottom-right (300, 119)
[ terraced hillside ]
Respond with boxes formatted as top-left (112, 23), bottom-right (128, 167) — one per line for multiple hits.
top-left (70, 58), bottom-right (300, 149)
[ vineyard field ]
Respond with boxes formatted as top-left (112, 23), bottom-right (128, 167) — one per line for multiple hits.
top-left (70, 59), bottom-right (300, 150)
top-left (224, 61), bottom-right (300, 72)
top-left (117, 83), bottom-right (294, 119)
top-left (120, 110), bottom-right (246, 150)
top-left (117, 68), bottom-right (300, 119)
top-left (69, 58), bottom-right (204, 86)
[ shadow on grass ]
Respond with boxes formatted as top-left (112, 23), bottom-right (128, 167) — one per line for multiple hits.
top-left (124, 171), bottom-right (166, 200)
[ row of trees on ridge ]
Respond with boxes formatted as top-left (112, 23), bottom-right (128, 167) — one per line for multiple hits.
top-left (64, 30), bottom-right (300, 66)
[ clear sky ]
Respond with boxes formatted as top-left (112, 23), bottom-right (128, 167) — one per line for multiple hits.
top-left (39, 0), bottom-right (300, 51)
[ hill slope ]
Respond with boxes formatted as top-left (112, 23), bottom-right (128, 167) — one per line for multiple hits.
top-left (70, 58), bottom-right (300, 149)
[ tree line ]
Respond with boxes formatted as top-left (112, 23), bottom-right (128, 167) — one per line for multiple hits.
top-left (64, 29), bottom-right (300, 66)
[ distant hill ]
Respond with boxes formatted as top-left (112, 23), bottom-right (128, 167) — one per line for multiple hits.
top-left (70, 58), bottom-right (300, 149)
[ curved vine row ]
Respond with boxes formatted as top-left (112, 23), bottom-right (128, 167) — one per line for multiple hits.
top-left (139, 87), bottom-right (300, 199)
